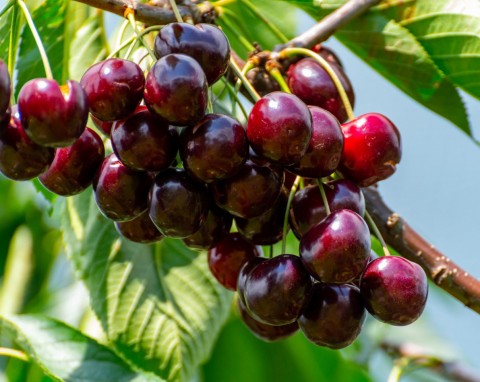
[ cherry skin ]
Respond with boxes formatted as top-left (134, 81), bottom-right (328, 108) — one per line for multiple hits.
top-left (300, 209), bottom-right (371, 283)
top-left (80, 58), bottom-right (145, 122)
top-left (91, 114), bottom-right (113, 136)
top-left (288, 106), bottom-right (343, 178)
top-left (39, 127), bottom-right (105, 196)
top-left (247, 91), bottom-right (312, 165)
top-left (287, 58), bottom-right (355, 123)
top-left (237, 299), bottom-right (299, 342)
top-left (144, 53), bottom-right (208, 126)
top-left (0, 59), bottom-right (11, 116)
top-left (244, 254), bottom-right (312, 326)
top-left (298, 283), bottom-right (366, 349)
top-left (208, 232), bottom-right (262, 291)
top-left (340, 113), bottom-right (402, 187)
top-left (149, 168), bottom-right (209, 238)
top-left (183, 205), bottom-right (233, 250)
top-left (360, 256), bottom-right (428, 326)
top-left (211, 159), bottom-right (283, 219)
top-left (111, 109), bottom-right (178, 172)
top-left (237, 257), bottom-right (267, 308)
top-left (18, 79), bottom-right (88, 147)
top-left (115, 210), bottom-right (163, 244)
top-left (93, 153), bottom-right (152, 221)
top-left (0, 107), bottom-right (11, 131)
top-left (0, 107), bottom-right (54, 180)
top-left (154, 22), bottom-right (230, 85)
top-left (289, 179), bottom-right (365, 238)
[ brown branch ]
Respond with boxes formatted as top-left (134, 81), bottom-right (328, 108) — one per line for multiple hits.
top-left (275, 0), bottom-right (381, 51)
top-left (364, 187), bottom-right (480, 314)
top-left (381, 340), bottom-right (480, 382)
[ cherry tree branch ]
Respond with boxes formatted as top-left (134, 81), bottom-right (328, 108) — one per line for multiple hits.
top-left (364, 187), bottom-right (480, 314)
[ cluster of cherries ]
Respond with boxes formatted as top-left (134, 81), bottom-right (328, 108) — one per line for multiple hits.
top-left (0, 20), bottom-right (428, 350)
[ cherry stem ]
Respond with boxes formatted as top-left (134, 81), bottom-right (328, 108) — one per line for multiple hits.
top-left (239, 0), bottom-right (289, 43)
top-left (279, 47), bottom-right (355, 121)
top-left (267, 66), bottom-right (291, 94)
top-left (116, 19), bottom-right (130, 50)
top-left (109, 36), bottom-right (135, 59)
top-left (282, 176), bottom-right (301, 254)
top-left (212, 0), bottom-right (236, 6)
top-left (168, 0), bottom-right (183, 23)
top-left (207, 88), bottom-right (214, 113)
top-left (221, 78), bottom-right (249, 120)
top-left (317, 179), bottom-right (331, 215)
top-left (387, 358), bottom-right (409, 382)
top-left (127, 12), bottom-right (157, 60)
top-left (269, 245), bottom-right (273, 259)
top-left (7, 1), bottom-right (17, 86)
top-left (365, 210), bottom-right (391, 257)
top-left (229, 57), bottom-right (261, 102)
top-left (18, 0), bottom-right (53, 80)
top-left (0, 347), bottom-right (29, 362)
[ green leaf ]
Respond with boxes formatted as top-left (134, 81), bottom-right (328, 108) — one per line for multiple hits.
top-left (0, 314), bottom-right (165, 382)
top-left (59, 192), bottom-right (232, 382)
top-left (0, 2), bottom-right (22, 78)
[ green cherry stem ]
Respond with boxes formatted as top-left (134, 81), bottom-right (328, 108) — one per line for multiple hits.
top-left (387, 358), bottom-right (410, 382)
top-left (168, 0), bottom-right (183, 23)
top-left (18, 0), bottom-right (53, 80)
top-left (365, 210), bottom-right (391, 257)
top-left (116, 19), bottom-right (130, 50)
top-left (0, 347), bottom-right (29, 362)
top-left (229, 57), bottom-right (261, 102)
top-left (282, 176), bottom-right (301, 254)
top-left (317, 179), bottom-right (331, 215)
top-left (266, 65), bottom-right (291, 94)
top-left (126, 12), bottom-right (157, 60)
top-left (108, 35), bottom-right (135, 59)
top-left (280, 47), bottom-right (355, 121)
top-left (221, 77), bottom-right (249, 120)
top-left (212, 0), bottom-right (237, 7)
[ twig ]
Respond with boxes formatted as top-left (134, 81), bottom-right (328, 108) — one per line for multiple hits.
top-left (363, 187), bottom-right (480, 314)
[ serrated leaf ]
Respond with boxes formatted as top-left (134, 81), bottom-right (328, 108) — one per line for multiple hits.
top-left (59, 192), bottom-right (232, 382)
top-left (0, 314), bottom-right (165, 382)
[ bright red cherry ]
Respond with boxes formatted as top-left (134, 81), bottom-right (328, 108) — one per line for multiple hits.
top-left (247, 92), bottom-right (312, 165)
top-left (340, 113), bottom-right (401, 187)
top-left (18, 79), bottom-right (88, 147)
top-left (115, 210), bottom-right (163, 244)
top-left (0, 60), bottom-right (11, 116)
top-left (360, 257), bottom-right (428, 326)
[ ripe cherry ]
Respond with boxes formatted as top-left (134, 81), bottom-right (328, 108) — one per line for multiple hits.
top-left (115, 210), bottom-right (163, 244)
top-left (237, 257), bottom-right (267, 308)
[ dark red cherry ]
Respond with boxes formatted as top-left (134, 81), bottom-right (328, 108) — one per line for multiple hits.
top-left (288, 106), bottom-right (343, 178)
top-left (154, 22), bottom-right (230, 85)
top-left (18, 79), bottom-right (88, 147)
top-left (360, 257), bottom-right (428, 326)
top-left (111, 109), bottom-right (178, 172)
top-left (39, 127), bottom-right (104, 195)
top-left (0, 107), bottom-right (54, 180)
top-left (237, 256), bottom-right (267, 308)
top-left (93, 154), bottom-right (151, 221)
top-left (115, 210), bottom-right (163, 244)
top-left (290, 179), bottom-right (365, 238)
top-left (211, 159), bottom-right (283, 219)
top-left (208, 232), bottom-right (262, 291)
top-left (0, 60), bottom-right (11, 116)
top-left (287, 58), bottom-right (355, 123)
top-left (149, 168), bottom-right (209, 238)
top-left (183, 205), bottom-right (233, 250)
top-left (244, 254), bottom-right (312, 326)
top-left (80, 58), bottom-right (145, 122)
top-left (247, 92), bottom-right (312, 165)
top-left (144, 53), bottom-right (208, 126)
top-left (311, 45), bottom-right (344, 68)
top-left (0, 107), bottom-right (11, 130)
top-left (340, 113), bottom-right (402, 187)
top-left (298, 283), bottom-right (366, 349)
top-left (300, 209), bottom-right (371, 283)
top-left (237, 299), bottom-right (298, 342)
top-left (180, 113), bottom-right (248, 183)
top-left (91, 114), bottom-right (113, 136)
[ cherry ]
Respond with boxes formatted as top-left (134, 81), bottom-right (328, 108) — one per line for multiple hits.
top-left (340, 113), bottom-right (402, 187)
top-left (18, 79), bottom-right (88, 147)
top-left (0, 107), bottom-right (54, 180)
top-left (149, 168), bottom-right (209, 238)
top-left (247, 92), bottom-right (312, 165)
top-left (144, 54), bottom-right (208, 126)
top-left (208, 232), bottom-right (262, 291)
top-left (91, 114), bottom-right (113, 136)
top-left (111, 109), bottom-right (178, 172)
top-left (245, 67), bottom-right (280, 97)
top-left (289, 179), bottom-right (365, 238)
top-left (288, 106), bottom-right (343, 178)
top-left (115, 210), bottom-right (163, 244)
top-left (211, 159), bottom-right (283, 219)
top-left (0, 59), bottom-right (11, 116)
top-left (80, 58), bottom-right (145, 122)
top-left (237, 256), bottom-right (267, 308)
top-left (244, 254), bottom-right (312, 325)
top-left (237, 299), bottom-right (298, 342)
top-left (298, 283), bottom-right (366, 349)
top-left (300, 209), bottom-right (371, 283)
top-left (0, 107), bottom-right (11, 131)
top-left (287, 58), bottom-right (355, 123)
top-left (93, 154), bottom-right (151, 221)
top-left (360, 257), bottom-right (428, 326)
top-left (39, 127), bottom-right (104, 196)
top-left (183, 205), bottom-right (232, 250)
top-left (312, 45), bottom-right (344, 68)
top-left (154, 22), bottom-right (230, 85)
top-left (180, 113), bottom-right (248, 183)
